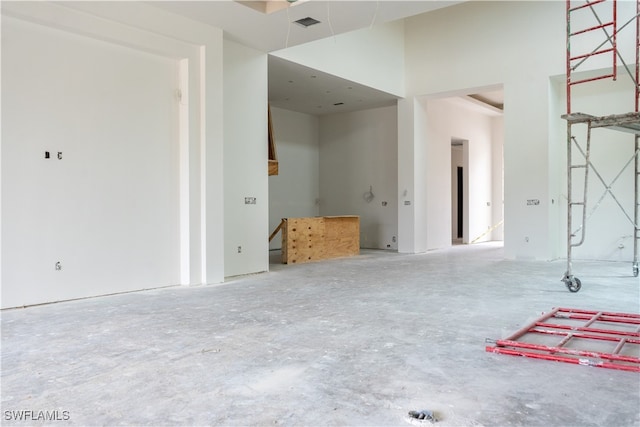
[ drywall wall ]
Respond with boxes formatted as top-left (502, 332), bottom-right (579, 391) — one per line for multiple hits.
top-left (397, 98), bottom-right (427, 253)
top-left (28, 1), bottom-right (227, 286)
top-left (1, 2), bottom-right (224, 308)
top-left (422, 97), bottom-right (498, 250)
top-left (272, 20), bottom-right (405, 98)
top-left (319, 105), bottom-right (398, 250)
top-left (2, 17), bottom-right (180, 307)
top-left (402, 1), bottom-right (562, 260)
top-left (551, 75), bottom-right (637, 262)
top-left (403, 0), bottom-right (634, 260)
top-left (548, 76), bottom-right (565, 261)
top-left (223, 40), bottom-right (269, 277)
top-left (268, 107), bottom-right (320, 250)
top-left (491, 116), bottom-right (505, 242)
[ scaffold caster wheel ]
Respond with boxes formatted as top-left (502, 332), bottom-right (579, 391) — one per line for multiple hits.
top-left (633, 264), bottom-right (639, 278)
top-left (564, 276), bottom-right (582, 293)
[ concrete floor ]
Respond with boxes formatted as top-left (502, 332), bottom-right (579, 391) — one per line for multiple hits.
top-left (2, 242), bottom-right (639, 426)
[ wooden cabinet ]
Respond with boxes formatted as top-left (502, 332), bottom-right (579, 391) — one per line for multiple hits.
top-left (280, 216), bottom-right (359, 264)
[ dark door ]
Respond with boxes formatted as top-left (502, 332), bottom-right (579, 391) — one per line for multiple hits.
top-left (457, 167), bottom-right (463, 239)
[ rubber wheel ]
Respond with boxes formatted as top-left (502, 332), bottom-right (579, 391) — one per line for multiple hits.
top-left (633, 265), bottom-right (639, 278)
top-left (566, 277), bottom-right (582, 293)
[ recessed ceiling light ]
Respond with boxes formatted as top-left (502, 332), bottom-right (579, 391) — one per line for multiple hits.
top-left (295, 17), bottom-right (321, 28)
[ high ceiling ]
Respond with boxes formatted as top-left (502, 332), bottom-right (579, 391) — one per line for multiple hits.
top-left (149, 0), bottom-right (502, 116)
top-left (151, 1), bottom-right (463, 53)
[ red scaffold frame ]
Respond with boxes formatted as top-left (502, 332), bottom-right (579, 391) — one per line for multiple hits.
top-left (486, 308), bottom-right (640, 372)
top-left (562, 0), bottom-right (640, 291)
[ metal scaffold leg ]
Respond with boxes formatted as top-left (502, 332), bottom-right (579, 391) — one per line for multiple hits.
top-left (634, 134), bottom-right (639, 277)
top-left (562, 0), bottom-right (640, 290)
top-left (563, 122), bottom-right (591, 293)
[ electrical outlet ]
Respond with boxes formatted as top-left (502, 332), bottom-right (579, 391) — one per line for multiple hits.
top-left (404, 201), bottom-right (411, 206)
top-left (244, 197), bottom-right (256, 204)
top-left (55, 261), bottom-right (62, 271)
top-left (237, 246), bottom-right (242, 253)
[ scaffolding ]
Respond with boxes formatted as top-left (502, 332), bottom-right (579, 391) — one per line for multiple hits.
top-left (562, 0), bottom-right (640, 292)
top-left (486, 307), bottom-right (640, 372)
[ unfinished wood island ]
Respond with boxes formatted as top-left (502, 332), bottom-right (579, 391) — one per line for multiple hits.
top-left (280, 216), bottom-right (359, 264)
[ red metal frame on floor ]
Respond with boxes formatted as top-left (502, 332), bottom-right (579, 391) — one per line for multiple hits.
top-left (486, 308), bottom-right (640, 372)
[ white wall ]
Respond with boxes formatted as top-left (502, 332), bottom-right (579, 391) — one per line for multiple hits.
top-left (397, 98), bottom-right (424, 253)
top-left (223, 40), bottom-right (269, 277)
top-left (272, 20), bottom-right (405, 97)
top-left (423, 98), bottom-right (498, 250)
top-left (2, 17), bottom-right (180, 307)
top-left (319, 105), bottom-right (398, 249)
top-left (552, 75), bottom-right (638, 262)
top-left (549, 76), bottom-right (565, 261)
top-left (268, 107), bottom-right (320, 250)
top-left (402, 1), bottom-right (562, 259)
top-left (403, 0), bottom-right (634, 260)
top-left (491, 116), bottom-right (505, 242)
top-left (1, 2), bottom-right (224, 308)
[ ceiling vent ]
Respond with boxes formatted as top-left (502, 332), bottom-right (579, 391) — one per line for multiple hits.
top-left (294, 17), bottom-right (321, 27)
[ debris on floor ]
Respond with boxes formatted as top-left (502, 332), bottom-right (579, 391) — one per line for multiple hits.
top-left (408, 409), bottom-right (438, 423)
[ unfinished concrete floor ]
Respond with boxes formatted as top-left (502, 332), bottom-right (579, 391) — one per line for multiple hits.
top-left (2, 242), bottom-right (639, 426)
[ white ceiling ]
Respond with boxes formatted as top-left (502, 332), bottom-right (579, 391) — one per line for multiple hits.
top-left (268, 55), bottom-right (400, 115)
top-left (151, 1), bottom-right (463, 53)
top-left (149, 0), bottom-right (503, 116)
